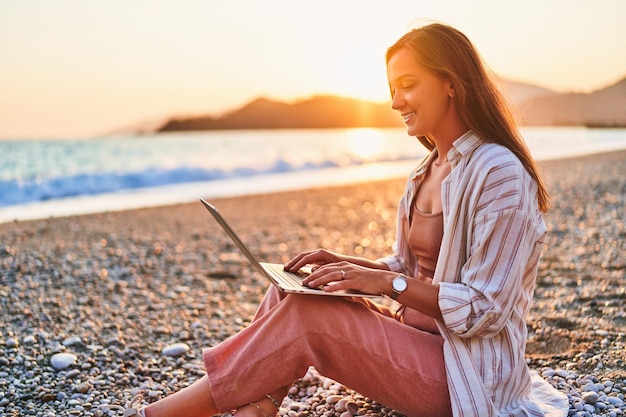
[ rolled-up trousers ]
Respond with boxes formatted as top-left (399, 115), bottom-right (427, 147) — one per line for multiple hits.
top-left (203, 285), bottom-right (452, 417)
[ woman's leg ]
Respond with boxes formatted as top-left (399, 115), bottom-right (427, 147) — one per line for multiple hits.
top-left (140, 287), bottom-right (289, 417)
top-left (204, 290), bottom-right (451, 417)
top-left (141, 287), bottom-right (450, 417)
top-left (142, 375), bottom-right (217, 417)
top-left (230, 287), bottom-right (392, 417)
top-left (232, 388), bottom-right (287, 417)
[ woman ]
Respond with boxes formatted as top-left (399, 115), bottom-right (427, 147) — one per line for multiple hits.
top-left (124, 22), bottom-right (567, 417)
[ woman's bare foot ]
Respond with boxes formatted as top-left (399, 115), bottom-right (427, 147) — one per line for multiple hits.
top-left (233, 396), bottom-right (279, 417)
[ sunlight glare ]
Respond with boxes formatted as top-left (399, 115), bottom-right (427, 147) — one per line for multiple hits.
top-left (346, 128), bottom-right (389, 161)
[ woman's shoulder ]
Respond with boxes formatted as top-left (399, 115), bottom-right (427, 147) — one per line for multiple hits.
top-left (455, 132), bottom-right (520, 168)
top-left (464, 141), bottom-right (525, 178)
top-left (473, 141), bottom-right (519, 165)
top-left (457, 142), bottom-right (530, 202)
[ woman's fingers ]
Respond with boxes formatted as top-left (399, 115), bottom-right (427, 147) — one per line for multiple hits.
top-left (303, 262), bottom-right (388, 296)
top-left (284, 249), bottom-right (339, 272)
top-left (302, 262), bottom-right (349, 287)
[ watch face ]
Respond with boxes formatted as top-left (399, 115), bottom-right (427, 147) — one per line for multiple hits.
top-left (393, 276), bottom-right (407, 292)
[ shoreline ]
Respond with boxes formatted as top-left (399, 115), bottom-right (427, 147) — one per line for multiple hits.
top-left (2, 142), bottom-right (626, 225)
top-left (0, 150), bottom-right (624, 416)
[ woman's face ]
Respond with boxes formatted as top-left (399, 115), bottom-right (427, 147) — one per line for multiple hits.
top-left (387, 47), bottom-right (454, 139)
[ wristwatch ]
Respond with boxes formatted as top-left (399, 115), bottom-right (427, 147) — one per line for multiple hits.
top-left (390, 274), bottom-right (408, 300)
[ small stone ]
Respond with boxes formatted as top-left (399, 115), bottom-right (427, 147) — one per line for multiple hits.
top-left (75, 381), bottom-right (91, 394)
top-left (23, 335), bottom-right (37, 344)
top-left (335, 399), bottom-right (348, 412)
top-left (63, 336), bottom-right (82, 347)
top-left (326, 395), bottom-right (341, 404)
top-left (41, 392), bottom-right (55, 402)
top-left (607, 397), bottom-right (624, 406)
top-left (5, 338), bottom-right (18, 348)
top-left (51, 353), bottom-right (78, 370)
top-left (556, 370), bottom-right (569, 378)
top-left (161, 342), bottom-right (190, 357)
top-left (582, 391), bottom-right (599, 405)
top-left (147, 390), bottom-right (162, 398)
top-left (66, 369), bottom-right (81, 379)
top-left (346, 401), bottom-right (359, 415)
top-left (289, 402), bottom-right (305, 411)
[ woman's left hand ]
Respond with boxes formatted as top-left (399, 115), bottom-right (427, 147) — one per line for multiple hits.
top-left (302, 261), bottom-right (391, 296)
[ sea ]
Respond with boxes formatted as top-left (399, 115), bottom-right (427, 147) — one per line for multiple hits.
top-left (1, 126), bottom-right (625, 224)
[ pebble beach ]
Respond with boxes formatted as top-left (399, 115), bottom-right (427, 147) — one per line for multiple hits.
top-left (1, 150), bottom-right (624, 417)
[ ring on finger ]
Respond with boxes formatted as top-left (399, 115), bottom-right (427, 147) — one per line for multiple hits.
top-left (340, 270), bottom-right (346, 279)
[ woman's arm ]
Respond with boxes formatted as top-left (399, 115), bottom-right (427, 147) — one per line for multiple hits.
top-left (286, 251), bottom-right (439, 316)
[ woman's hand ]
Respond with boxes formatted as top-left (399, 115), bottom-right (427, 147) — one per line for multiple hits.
top-left (302, 261), bottom-right (392, 296)
top-left (284, 249), bottom-right (346, 273)
top-left (285, 249), bottom-right (390, 275)
top-left (285, 249), bottom-right (393, 295)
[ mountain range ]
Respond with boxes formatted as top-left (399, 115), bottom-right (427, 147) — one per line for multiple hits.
top-left (155, 76), bottom-right (626, 132)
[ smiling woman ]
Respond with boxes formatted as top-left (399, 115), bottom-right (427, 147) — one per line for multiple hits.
top-left (117, 22), bottom-right (569, 417)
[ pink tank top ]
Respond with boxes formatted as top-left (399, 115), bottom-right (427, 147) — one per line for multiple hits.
top-left (407, 207), bottom-right (444, 280)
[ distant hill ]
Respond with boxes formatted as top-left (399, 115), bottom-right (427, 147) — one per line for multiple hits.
top-left (158, 96), bottom-right (403, 131)
top-left (154, 76), bottom-right (626, 132)
top-left (511, 78), bottom-right (626, 127)
top-left (498, 78), bottom-right (559, 105)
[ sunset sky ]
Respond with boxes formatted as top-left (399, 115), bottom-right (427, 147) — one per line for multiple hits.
top-left (1, 0), bottom-right (625, 139)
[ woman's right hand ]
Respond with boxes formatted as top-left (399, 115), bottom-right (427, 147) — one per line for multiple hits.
top-left (284, 249), bottom-right (346, 273)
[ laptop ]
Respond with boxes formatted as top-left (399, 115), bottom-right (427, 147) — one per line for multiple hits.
top-left (200, 199), bottom-right (378, 298)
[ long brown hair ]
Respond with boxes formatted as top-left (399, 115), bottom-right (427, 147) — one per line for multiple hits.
top-left (387, 23), bottom-right (550, 212)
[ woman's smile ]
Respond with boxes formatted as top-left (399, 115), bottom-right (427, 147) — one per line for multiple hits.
top-left (402, 111), bottom-right (416, 123)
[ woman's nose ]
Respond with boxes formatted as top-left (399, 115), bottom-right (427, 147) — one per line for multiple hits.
top-left (391, 92), bottom-right (404, 110)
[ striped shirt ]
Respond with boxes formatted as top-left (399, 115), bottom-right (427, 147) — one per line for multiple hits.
top-left (379, 131), bottom-right (568, 417)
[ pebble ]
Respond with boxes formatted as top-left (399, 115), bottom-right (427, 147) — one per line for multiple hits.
top-left (75, 382), bottom-right (91, 394)
top-left (41, 393), bottom-right (55, 402)
top-left (582, 392), bottom-right (599, 405)
top-left (62, 336), bottom-right (82, 347)
top-left (50, 353), bottom-right (77, 371)
top-left (65, 369), bottom-right (81, 379)
top-left (161, 342), bottom-right (190, 357)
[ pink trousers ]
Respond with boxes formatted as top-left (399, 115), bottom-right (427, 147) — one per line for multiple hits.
top-left (203, 286), bottom-right (452, 417)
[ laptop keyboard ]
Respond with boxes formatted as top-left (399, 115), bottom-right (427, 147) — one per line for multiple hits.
top-left (262, 263), bottom-right (309, 289)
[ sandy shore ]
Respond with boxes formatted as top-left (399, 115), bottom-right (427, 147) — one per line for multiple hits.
top-left (1, 150), bottom-right (624, 416)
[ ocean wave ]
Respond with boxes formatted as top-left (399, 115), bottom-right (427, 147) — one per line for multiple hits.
top-left (0, 156), bottom-right (413, 207)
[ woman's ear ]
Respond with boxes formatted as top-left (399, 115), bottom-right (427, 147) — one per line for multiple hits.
top-left (446, 79), bottom-right (455, 98)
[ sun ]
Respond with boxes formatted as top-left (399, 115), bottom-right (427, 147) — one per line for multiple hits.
top-left (334, 61), bottom-right (391, 103)
top-left (311, 43), bottom-right (392, 104)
